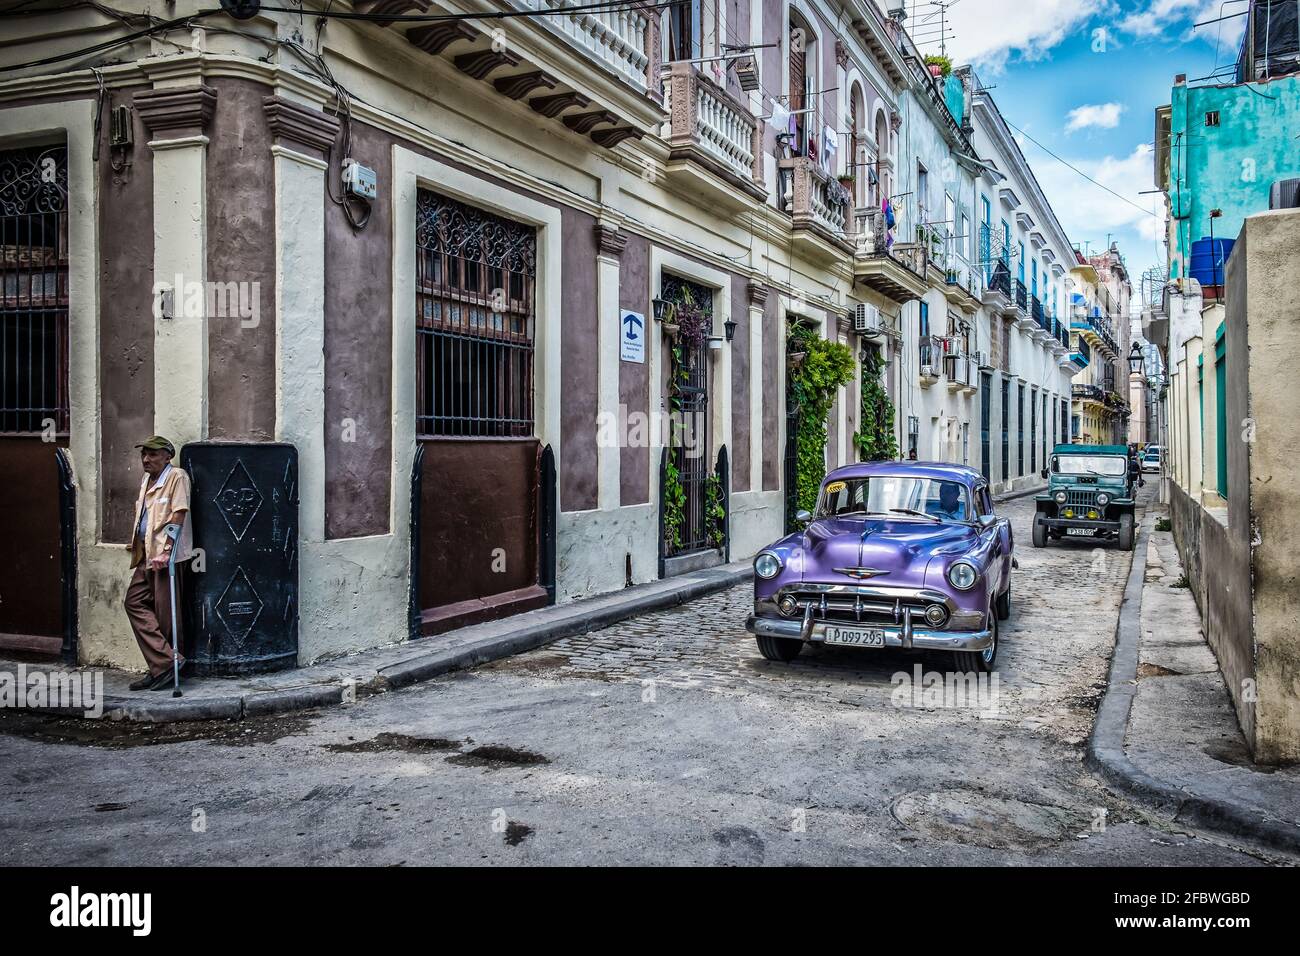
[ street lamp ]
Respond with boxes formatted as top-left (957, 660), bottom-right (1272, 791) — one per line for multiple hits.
top-left (1128, 342), bottom-right (1144, 377)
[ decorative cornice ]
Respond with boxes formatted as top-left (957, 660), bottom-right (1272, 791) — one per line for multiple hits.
top-left (406, 21), bottom-right (478, 56)
top-left (529, 90), bottom-right (590, 119)
top-left (748, 281), bottom-right (769, 306)
top-left (835, 40), bottom-right (850, 68)
top-left (494, 70), bottom-right (557, 100)
top-left (134, 85), bottom-right (217, 138)
top-left (563, 108), bottom-right (617, 135)
top-left (594, 223), bottom-right (627, 258)
top-left (591, 125), bottom-right (643, 149)
top-left (454, 48), bottom-right (523, 81)
top-left (262, 96), bottom-right (340, 158)
top-left (353, 0), bottom-right (430, 25)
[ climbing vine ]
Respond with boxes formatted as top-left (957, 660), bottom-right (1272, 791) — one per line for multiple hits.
top-left (704, 471), bottom-right (725, 550)
top-left (788, 322), bottom-right (855, 514)
top-left (853, 346), bottom-right (899, 462)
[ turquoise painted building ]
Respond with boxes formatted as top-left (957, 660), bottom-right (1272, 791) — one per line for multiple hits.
top-left (1154, 3), bottom-right (1300, 282)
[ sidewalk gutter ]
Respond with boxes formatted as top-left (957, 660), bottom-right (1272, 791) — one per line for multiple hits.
top-left (37, 562), bottom-right (753, 725)
top-left (1085, 514), bottom-right (1300, 856)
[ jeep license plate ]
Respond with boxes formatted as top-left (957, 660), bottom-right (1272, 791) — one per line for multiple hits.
top-left (1065, 527), bottom-right (1096, 536)
top-left (823, 626), bottom-right (886, 647)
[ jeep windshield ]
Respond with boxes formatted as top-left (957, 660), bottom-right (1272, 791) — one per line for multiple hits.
top-left (1053, 455), bottom-right (1127, 477)
top-left (816, 476), bottom-right (972, 521)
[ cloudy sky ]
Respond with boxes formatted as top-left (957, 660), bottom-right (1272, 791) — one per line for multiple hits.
top-left (905, 0), bottom-right (1248, 296)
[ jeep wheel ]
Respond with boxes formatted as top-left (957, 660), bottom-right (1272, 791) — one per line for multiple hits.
top-left (755, 634), bottom-right (803, 662)
top-left (954, 612), bottom-right (997, 674)
top-left (996, 585), bottom-right (1011, 621)
top-left (1032, 516), bottom-right (1047, 548)
top-left (1118, 512), bottom-right (1135, 551)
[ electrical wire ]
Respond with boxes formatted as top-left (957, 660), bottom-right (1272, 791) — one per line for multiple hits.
top-left (1001, 119), bottom-right (1160, 220)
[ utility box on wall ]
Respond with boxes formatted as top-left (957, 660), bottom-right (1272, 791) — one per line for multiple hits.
top-left (180, 443), bottom-right (299, 674)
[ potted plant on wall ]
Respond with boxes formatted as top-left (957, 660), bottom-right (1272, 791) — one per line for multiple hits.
top-left (924, 54), bottom-right (952, 79)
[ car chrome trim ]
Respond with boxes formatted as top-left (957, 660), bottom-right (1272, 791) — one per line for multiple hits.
top-left (746, 615), bottom-right (994, 652)
top-left (776, 582), bottom-right (956, 612)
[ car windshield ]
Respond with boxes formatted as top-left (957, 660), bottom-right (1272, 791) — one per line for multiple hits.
top-left (816, 476), bottom-right (972, 521)
top-left (1053, 455), bottom-right (1127, 477)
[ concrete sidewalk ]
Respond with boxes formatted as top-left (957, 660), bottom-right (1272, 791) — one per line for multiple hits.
top-left (1088, 498), bottom-right (1300, 857)
top-left (4, 560), bottom-right (753, 724)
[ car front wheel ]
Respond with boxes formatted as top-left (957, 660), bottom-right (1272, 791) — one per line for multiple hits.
top-left (954, 612), bottom-right (997, 673)
top-left (755, 634), bottom-right (803, 662)
top-left (1032, 516), bottom-right (1047, 548)
top-left (996, 585), bottom-right (1011, 621)
top-left (1118, 512), bottom-right (1135, 551)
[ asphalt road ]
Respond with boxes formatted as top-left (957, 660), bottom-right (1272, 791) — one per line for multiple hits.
top-left (0, 487), bottom-right (1284, 865)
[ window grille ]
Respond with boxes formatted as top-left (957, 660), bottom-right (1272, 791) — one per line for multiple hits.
top-left (415, 190), bottom-right (536, 438)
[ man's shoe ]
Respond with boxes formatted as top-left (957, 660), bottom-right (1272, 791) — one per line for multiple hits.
top-left (128, 673), bottom-right (157, 691)
top-left (147, 670), bottom-right (176, 691)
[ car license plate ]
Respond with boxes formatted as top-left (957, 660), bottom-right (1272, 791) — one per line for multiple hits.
top-left (1065, 527), bottom-right (1095, 536)
top-left (823, 625), bottom-right (886, 647)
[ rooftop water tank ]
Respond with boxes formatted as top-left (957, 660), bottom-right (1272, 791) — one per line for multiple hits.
top-left (1189, 236), bottom-right (1234, 288)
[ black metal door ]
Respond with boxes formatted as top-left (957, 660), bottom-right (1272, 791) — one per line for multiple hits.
top-left (181, 443), bottom-right (298, 674)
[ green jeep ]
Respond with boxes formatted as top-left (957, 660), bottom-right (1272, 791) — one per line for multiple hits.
top-left (1032, 443), bottom-right (1136, 550)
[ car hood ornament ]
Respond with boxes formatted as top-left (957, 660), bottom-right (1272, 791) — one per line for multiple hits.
top-left (834, 567), bottom-right (887, 579)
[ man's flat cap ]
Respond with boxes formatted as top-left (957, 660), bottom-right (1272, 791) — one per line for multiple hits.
top-left (134, 435), bottom-right (176, 456)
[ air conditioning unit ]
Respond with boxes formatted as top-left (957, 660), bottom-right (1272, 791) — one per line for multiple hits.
top-left (920, 364), bottom-right (936, 378)
top-left (854, 303), bottom-right (882, 336)
top-left (971, 350), bottom-right (987, 369)
top-left (1270, 178), bottom-right (1300, 210)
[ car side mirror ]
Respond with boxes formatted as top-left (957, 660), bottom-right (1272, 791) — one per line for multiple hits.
top-left (1040, 468), bottom-right (1049, 480)
top-left (795, 509), bottom-right (812, 525)
top-left (978, 514), bottom-right (996, 529)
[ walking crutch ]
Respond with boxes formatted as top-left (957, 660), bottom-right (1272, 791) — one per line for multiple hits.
top-left (164, 523), bottom-right (183, 697)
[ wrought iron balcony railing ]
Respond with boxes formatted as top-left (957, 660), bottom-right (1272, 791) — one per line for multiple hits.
top-left (1014, 278), bottom-right (1028, 310)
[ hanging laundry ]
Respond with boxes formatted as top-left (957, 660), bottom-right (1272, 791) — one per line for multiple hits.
top-left (768, 98), bottom-right (790, 133)
top-left (822, 125), bottom-right (838, 172)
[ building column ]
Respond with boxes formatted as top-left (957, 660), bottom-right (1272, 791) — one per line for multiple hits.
top-left (135, 85), bottom-right (216, 447)
top-left (748, 281), bottom-right (766, 491)
top-left (595, 223), bottom-right (625, 511)
top-left (263, 96), bottom-right (340, 548)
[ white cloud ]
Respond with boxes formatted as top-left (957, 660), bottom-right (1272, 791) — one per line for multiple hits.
top-left (937, 0), bottom-right (1110, 71)
top-left (1024, 142), bottom-right (1167, 267)
top-left (1065, 102), bottom-right (1126, 132)
top-left (1119, 0), bottom-right (1247, 51)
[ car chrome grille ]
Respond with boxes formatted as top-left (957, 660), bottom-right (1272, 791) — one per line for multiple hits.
top-left (782, 588), bottom-right (937, 627)
top-left (1065, 490), bottom-right (1099, 507)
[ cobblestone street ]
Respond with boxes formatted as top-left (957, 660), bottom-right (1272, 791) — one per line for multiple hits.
top-left (4, 484), bottom-right (1284, 866)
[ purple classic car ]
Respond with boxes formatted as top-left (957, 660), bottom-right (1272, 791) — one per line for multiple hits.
top-left (746, 461), bottom-right (1014, 672)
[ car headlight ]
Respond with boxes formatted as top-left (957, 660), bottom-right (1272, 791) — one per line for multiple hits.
top-left (1096, 492), bottom-right (1111, 506)
top-left (947, 561), bottom-right (978, 590)
top-left (1054, 490), bottom-right (1067, 504)
top-left (754, 552), bottom-right (782, 579)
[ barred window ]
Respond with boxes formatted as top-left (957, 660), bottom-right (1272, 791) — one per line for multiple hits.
top-left (415, 190), bottom-right (536, 438)
top-left (1, 144), bottom-right (69, 436)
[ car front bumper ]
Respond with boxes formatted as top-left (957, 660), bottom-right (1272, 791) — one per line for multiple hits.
top-left (746, 614), bottom-right (993, 652)
top-left (1039, 517), bottom-right (1121, 531)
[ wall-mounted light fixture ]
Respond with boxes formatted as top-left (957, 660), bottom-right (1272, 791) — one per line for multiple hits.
top-left (723, 319), bottom-right (738, 342)
top-left (652, 297), bottom-right (674, 323)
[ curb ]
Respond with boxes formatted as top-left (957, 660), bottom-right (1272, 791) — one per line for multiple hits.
top-left (1085, 513), bottom-right (1300, 856)
top-left (79, 563), bottom-right (752, 724)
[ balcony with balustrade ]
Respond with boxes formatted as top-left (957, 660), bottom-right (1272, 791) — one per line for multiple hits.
top-left (852, 207), bottom-right (928, 303)
top-left (662, 61), bottom-right (765, 207)
top-left (395, 1), bottom-right (659, 153)
top-left (779, 158), bottom-right (854, 261)
top-left (918, 335), bottom-right (942, 387)
top-left (944, 350), bottom-right (976, 394)
top-left (981, 255), bottom-right (1011, 310)
top-left (1066, 333), bottom-right (1091, 372)
top-left (1010, 278), bottom-right (1035, 331)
